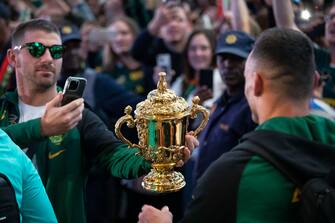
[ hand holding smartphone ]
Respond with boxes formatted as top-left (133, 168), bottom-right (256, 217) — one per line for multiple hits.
top-left (61, 76), bottom-right (87, 106)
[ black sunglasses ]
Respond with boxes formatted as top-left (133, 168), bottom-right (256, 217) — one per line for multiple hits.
top-left (14, 42), bottom-right (65, 59)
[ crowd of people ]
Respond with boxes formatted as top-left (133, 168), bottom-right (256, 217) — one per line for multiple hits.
top-left (1, 0), bottom-right (335, 223)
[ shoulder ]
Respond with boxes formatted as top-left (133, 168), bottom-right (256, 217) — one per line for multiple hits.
top-left (0, 129), bottom-right (22, 155)
top-left (197, 149), bottom-right (254, 193)
top-left (0, 129), bottom-right (27, 184)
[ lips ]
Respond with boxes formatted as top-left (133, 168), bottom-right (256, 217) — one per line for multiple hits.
top-left (36, 69), bottom-right (54, 73)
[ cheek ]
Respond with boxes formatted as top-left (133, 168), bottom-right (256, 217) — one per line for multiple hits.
top-left (160, 27), bottom-right (168, 37)
top-left (188, 51), bottom-right (195, 62)
top-left (15, 56), bottom-right (28, 71)
top-left (123, 35), bottom-right (134, 48)
top-left (204, 51), bottom-right (213, 65)
top-left (244, 80), bottom-right (252, 97)
top-left (55, 60), bottom-right (63, 72)
top-left (111, 41), bottom-right (119, 50)
top-left (126, 34), bottom-right (134, 44)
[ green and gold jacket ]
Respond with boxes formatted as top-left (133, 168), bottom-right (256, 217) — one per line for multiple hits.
top-left (0, 91), bottom-right (151, 223)
top-left (181, 115), bottom-right (335, 223)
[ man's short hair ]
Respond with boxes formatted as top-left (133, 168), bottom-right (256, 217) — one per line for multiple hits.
top-left (11, 19), bottom-right (60, 47)
top-left (251, 28), bottom-right (315, 100)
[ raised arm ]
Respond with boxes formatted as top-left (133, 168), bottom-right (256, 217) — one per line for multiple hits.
top-left (231, 0), bottom-right (251, 33)
top-left (272, 0), bottom-right (300, 31)
top-left (131, 4), bottom-right (170, 65)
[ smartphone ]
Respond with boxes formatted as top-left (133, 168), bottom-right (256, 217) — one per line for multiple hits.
top-left (156, 54), bottom-right (171, 73)
top-left (88, 28), bottom-right (114, 45)
top-left (61, 76), bottom-right (87, 106)
top-left (199, 69), bottom-right (213, 90)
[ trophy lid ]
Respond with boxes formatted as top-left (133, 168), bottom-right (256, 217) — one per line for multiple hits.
top-left (135, 72), bottom-right (190, 119)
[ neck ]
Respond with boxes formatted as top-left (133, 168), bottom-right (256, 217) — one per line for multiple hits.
top-left (193, 70), bottom-right (200, 84)
top-left (165, 39), bottom-right (187, 53)
top-left (257, 95), bottom-right (310, 124)
top-left (226, 85), bottom-right (244, 96)
top-left (17, 84), bottom-right (57, 106)
top-left (119, 54), bottom-right (140, 70)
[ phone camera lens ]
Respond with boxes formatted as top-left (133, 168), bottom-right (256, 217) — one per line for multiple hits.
top-left (69, 80), bottom-right (79, 90)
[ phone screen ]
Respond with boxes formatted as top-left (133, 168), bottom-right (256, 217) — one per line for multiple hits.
top-left (156, 53), bottom-right (173, 78)
top-left (199, 69), bottom-right (213, 90)
top-left (156, 54), bottom-right (171, 71)
top-left (88, 28), bottom-right (112, 45)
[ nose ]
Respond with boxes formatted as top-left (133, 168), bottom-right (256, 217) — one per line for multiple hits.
top-left (114, 33), bottom-right (123, 42)
top-left (168, 19), bottom-right (179, 28)
top-left (39, 48), bottom-right (53, 62)
top-left (194, 48), bottom-right (204, 57)
top-left (223, 58), bottom-right (234, 68)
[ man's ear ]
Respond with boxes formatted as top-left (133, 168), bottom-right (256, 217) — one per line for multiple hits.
top-left (7, 49), bottom-right (16, 67)
top-left (314, 71), bottom-right (321, 88)
top-left (254, 72), bottom-right (263, 96)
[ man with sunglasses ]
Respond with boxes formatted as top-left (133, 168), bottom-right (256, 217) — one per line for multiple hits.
top-left (1, 19), bottom-right (198, 223)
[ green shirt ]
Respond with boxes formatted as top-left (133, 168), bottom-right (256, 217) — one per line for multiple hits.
top-left (237, 115), bottom-right (335, 223)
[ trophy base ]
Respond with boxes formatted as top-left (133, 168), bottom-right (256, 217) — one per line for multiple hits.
top-left (142, 168), bottom-right (186, 193)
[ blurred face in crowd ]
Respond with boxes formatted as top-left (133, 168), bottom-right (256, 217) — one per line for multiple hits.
top-left (0, 18), bottom-right (8, 47)
top-left (62, 40), bottom-right (84, 75)
top-left (80, 22), bottom-right (99, 53)
top-left (187, 33), bottom-right (213, 71)
top-left (9, 30), bottom-right (62, 91)
top-left (108, 20), bottom-right (134, 55)
top-left (86, 0), bottom-right (101, 16)
top-left (325, 6), bottom-right (335, 45)
top-left (160, 6), bottom-right (190, 44)
top-left (217, 53), bottom-right (245, 90)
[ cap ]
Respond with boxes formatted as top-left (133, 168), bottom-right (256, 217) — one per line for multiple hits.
top-left (292, 0), bottom-right (301, 5)
top-left (60, 24), bottom-right (81, 44)
top-left (215, 31), bottom-right (254, 59)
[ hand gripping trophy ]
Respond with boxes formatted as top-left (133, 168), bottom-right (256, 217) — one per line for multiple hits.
top-left (115, 72), bottom-right (209, 192)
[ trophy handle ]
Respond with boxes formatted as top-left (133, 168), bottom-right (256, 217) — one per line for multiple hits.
top-left (115, 106), bottom-right (142, 149)
top-left (189, 96), bottom-right (209, 137)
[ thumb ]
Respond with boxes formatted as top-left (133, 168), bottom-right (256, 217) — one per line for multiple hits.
top-left (46, 93), bottom-right (63, 108)
top-left (161, 206), bottom-right (169, 212)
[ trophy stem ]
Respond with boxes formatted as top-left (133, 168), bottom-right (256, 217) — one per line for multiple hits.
top-left (142, 163), bottom-right (186, 193)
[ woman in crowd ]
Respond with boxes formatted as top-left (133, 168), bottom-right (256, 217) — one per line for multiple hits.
top-left (171, 29), bottom-right (224, 108)
top-left (102, 16), bottom-right (154, 96)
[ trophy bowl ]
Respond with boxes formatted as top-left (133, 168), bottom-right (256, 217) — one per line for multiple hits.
top-left (115, 72), bottom-right (209, 192)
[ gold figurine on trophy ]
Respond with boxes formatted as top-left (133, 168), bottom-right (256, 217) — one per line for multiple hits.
top-left (115, 72), bottom-right (209, 193)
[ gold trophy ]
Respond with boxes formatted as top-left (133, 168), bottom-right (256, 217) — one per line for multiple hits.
top-left (115, 72), bottom-right (209, 192)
